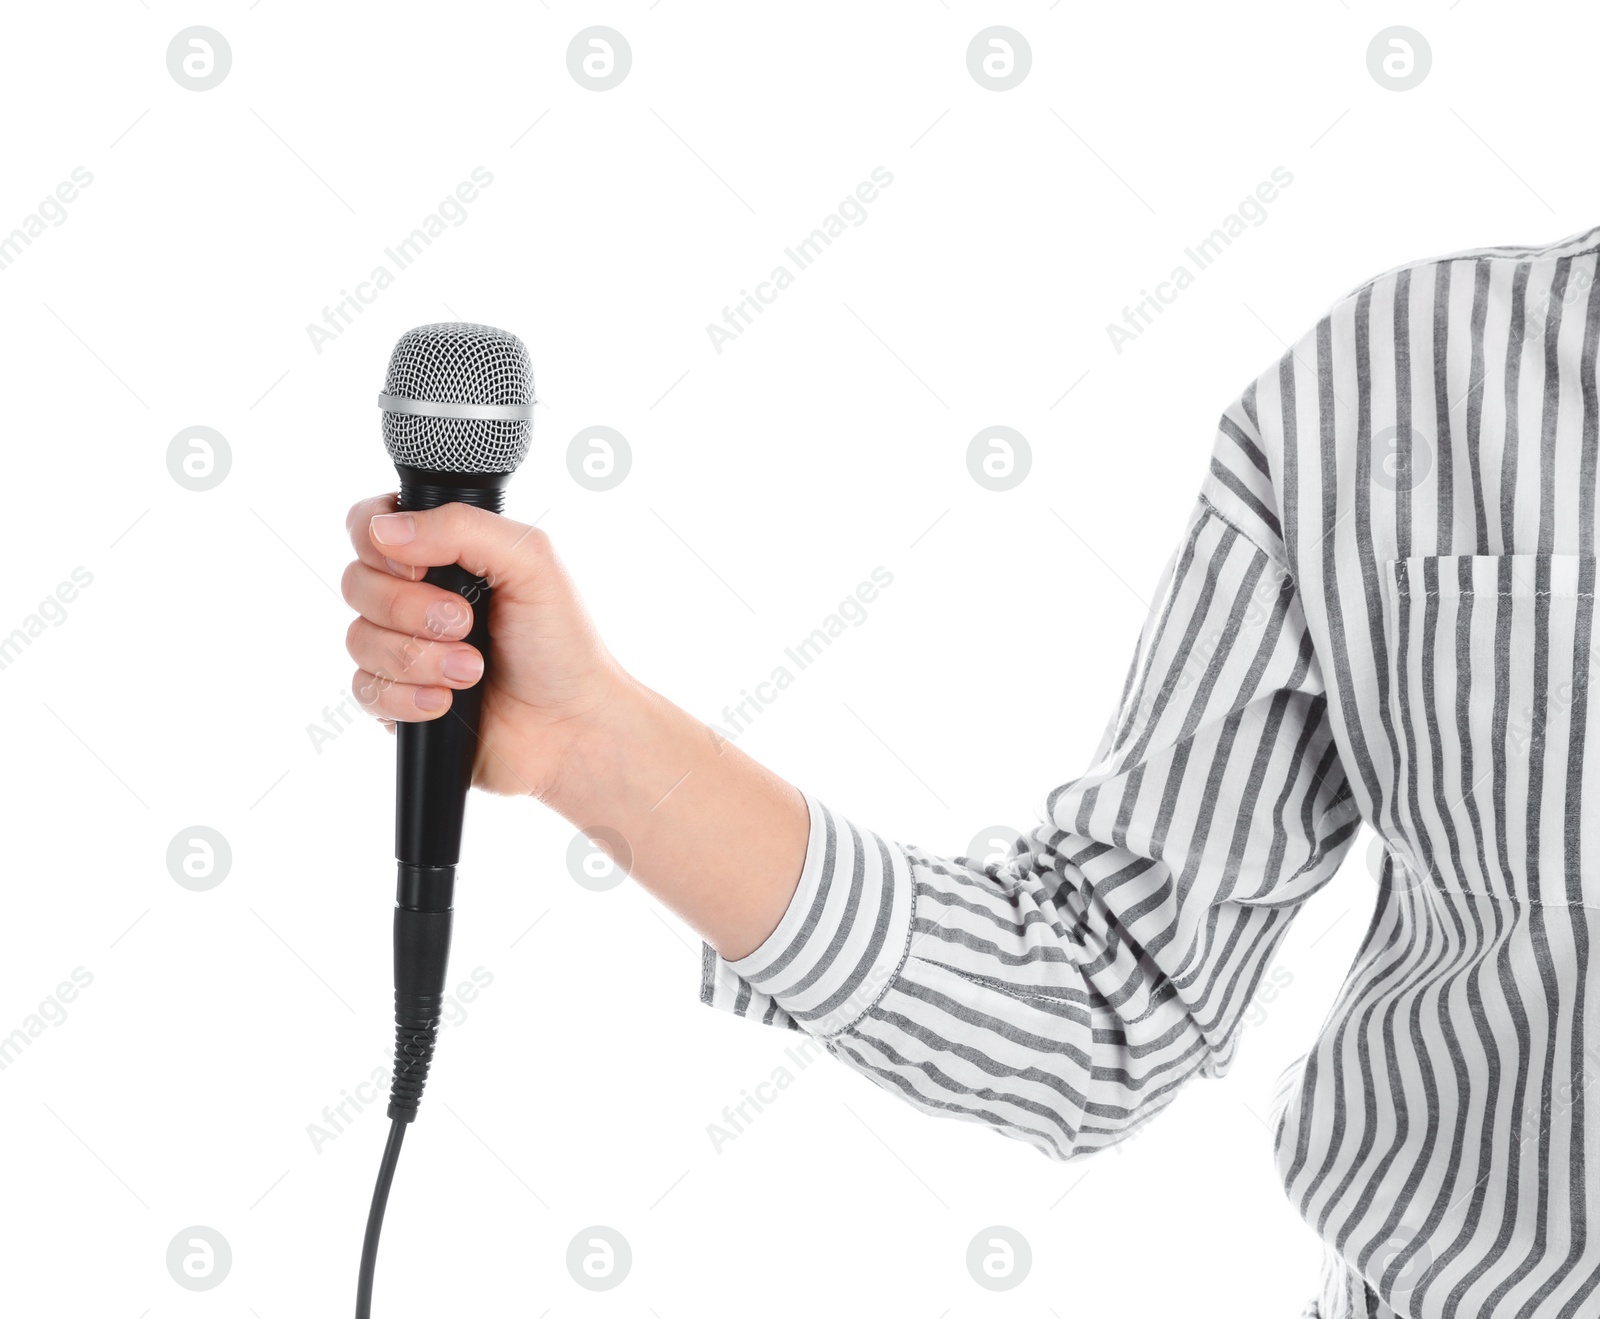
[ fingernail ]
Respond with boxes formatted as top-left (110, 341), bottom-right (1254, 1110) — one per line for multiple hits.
top-left (371, 513), bottom-right (416, 546)
top-left (384, 557), bottom-right (415, 579)
top-left (425, 599), bottom-right (469, 636)
top-left (442, 650), bottom-right (484, 683)
top-left (414, 687), bottom-right (448, 711)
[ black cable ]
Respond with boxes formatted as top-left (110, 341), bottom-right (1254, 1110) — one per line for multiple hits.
top-left (357, 921), bottom-right (448, 1317)
top-left (356, 1117), bottom-right (406, 1319)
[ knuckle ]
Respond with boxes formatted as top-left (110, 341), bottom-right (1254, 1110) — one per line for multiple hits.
top-left (384, 633), bottom-right (428, 681)
top-left (346, 493), bottom-right (389, 537)
top-left (518, 524), bottom-right (551, 561)
top-left (340, 560), bottom-right (362, 606)
top-left (425, 502), bottom-right (466, 539)
top-left (380, 576), bottom-right (411, 625)
top-left (351, 668), bottom-right (387, 711)
top-left (344, 616), bottom-right (365, 658)
top-left (454, 502), bottom-right (492, 544)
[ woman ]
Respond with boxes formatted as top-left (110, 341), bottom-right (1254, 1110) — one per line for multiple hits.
top-left (341, 224), bottom-right (1600, 1318)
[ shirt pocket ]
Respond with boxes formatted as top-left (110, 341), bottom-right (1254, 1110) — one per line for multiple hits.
top-left (1383, 553), bottom-right (1599, 905)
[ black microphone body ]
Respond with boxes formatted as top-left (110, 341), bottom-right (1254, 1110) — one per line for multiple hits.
top-left (386, 465), bottom-right (511, 1120)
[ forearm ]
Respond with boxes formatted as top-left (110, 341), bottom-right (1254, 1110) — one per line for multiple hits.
top-left (545, 673), bottom-right (810, 960)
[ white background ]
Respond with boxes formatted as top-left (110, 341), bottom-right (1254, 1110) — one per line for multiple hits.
top-left (0, 3), bottom-right (1589, 1315)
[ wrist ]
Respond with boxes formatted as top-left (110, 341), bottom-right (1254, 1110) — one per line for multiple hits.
top-left (537, 668), bottom-right (810, 956)
top-left (539, 668), bottom-right (665, 824)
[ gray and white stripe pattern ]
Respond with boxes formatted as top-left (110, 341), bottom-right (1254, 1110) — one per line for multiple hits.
top-left (703, 223), bottom-right (1600, 1317)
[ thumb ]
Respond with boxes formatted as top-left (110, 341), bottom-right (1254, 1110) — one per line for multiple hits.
top-left (368, 502), bottom-right (547, 587)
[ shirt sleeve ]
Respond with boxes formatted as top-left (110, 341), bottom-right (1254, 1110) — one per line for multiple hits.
top-left (699, 386), bottom-right (1362, 1161)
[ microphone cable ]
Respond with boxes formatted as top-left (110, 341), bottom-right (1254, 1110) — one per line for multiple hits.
top-left (354, 900), bottom-right (452, 1317)
top-left (355, 1118), bottom-right (405, 1318)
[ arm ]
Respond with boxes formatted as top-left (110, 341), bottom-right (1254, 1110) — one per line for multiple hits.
top-left (528, 676), bottom-right (813, 961)
top-left (341, 392), bottom-right (1361, 1159)
top-left (708, 492), bottom-right (1361, 1153)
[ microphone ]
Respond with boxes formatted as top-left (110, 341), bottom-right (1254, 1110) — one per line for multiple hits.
top-left (356, 322), bottom-right (534, 1318)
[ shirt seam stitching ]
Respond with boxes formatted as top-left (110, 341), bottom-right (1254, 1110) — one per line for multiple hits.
top-left (1421, 888), bottom-right (1600, 909)
top-left (915, 957), bottom-right (1086, 1007)
top-left (1196, 492), bottom-right (1292, 579)
top-left (814, 851), bottom-right (918, 1041)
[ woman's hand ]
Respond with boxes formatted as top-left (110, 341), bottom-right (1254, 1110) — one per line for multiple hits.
top-left (340, 490), bottom-right (808, 959)
top-left (341, 493), bottom-right (625, 801)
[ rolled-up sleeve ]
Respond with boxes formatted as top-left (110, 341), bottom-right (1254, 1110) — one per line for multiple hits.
top-left (701, 796), bottom-right (915, 1035)
top-left (701, 390), bottom-right (1363, 1161)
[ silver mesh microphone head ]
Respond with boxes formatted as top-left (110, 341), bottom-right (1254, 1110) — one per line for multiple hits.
top-left (378, 323), bottom-right (534, 473)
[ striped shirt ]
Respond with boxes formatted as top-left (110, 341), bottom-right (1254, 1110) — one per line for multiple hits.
top-left (702, 223), bottom-right (1600, 1318)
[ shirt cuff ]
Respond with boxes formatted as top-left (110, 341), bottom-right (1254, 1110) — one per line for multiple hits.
top-left (699, 795), bottom-right (915, 1039)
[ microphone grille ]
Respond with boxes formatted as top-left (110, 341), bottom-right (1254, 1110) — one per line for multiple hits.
top-left (380, 322), bottom-right (534, 473)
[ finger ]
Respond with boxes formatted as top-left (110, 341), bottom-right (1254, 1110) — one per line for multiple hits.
top-left (351, 667), bottom-right (454, 723)
top-left (345, 617), bottom-right (485, 691)
top-left (368, 501), bottom-right (548, 589)
top-left (340, 561), bottom-right (475, 641)
top-left (345, 493), bottom-right (419, 579)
